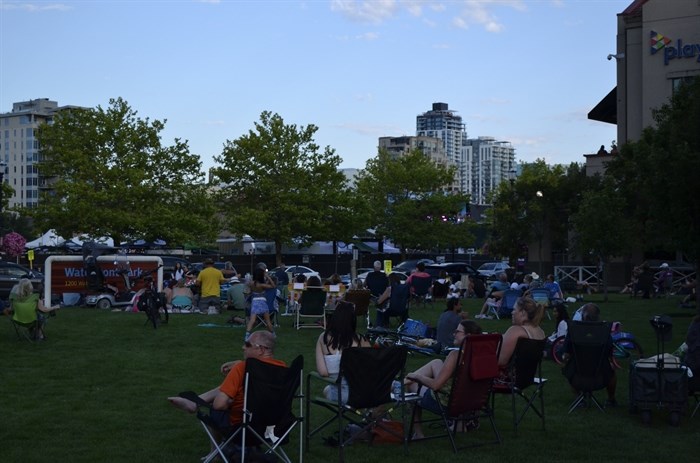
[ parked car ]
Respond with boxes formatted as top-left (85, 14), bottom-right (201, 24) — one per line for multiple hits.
top-left (476, 262), bottom-right (512, 279)
top-left (0, 261), bottom-right (44, 301)
top-left (425, 262), bottom-right (485, 284)
top-left (270, 265), bottom-right (320, 282)
top-left (393, 259), bottom-right (435, 274)
top-left (341, 268), bottom-right (374, 286)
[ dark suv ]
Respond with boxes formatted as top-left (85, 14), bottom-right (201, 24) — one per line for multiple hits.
top-left (0, 261), bottom-right (44, 300)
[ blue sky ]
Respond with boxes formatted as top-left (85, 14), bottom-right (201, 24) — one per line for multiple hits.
top-left (0, 0), bottom-right (630, 171)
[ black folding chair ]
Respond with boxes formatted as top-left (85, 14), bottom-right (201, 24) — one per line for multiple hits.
top-left (342, 289), bottom-right (372, 329)
top-left (410, 276), bottom-right (432, 307)
top-left (491, 337), bottom-right (547, 434)
top-left (305, 346), bottom-right (408, 462)
top-left (181, 355), bottom-right (304, 463)
top-left (563, 321), bottom-right (614, 413)
top-left (409, 333), bottom-right (503, 452)
top-left (295, 287), bottom-right (327, 330)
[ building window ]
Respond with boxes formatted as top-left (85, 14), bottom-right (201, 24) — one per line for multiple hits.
top-left (671, 76), bottom-right (697, 94)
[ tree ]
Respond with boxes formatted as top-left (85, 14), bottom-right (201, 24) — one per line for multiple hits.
top-left (34, 98), bottom-right (215, 246)
top-left (212, 111), bottom-right (355, 265)
top-left (355, 149), bottom-right (473, 257)
top-left (486, 160), bottom-right (578, 272)
top-left (570, 180), bottom-right (635, 300)
top-left (606, 76), bottom-right (700, 308)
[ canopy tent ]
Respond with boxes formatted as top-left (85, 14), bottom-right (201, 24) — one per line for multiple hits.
top-left (24, 229), bottom-right (66, 249)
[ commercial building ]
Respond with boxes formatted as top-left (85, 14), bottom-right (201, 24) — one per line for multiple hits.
top-left (588, 0), bottom-right (700, 167)
top-left (0, 98), bottom-right (80, 209)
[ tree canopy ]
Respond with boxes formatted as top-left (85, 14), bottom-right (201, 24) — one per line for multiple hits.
top-left (355, 149), bottom-right (473, 255)
top-left (212, 111), bottom-right (355, 265)
top-left (34, 97), bottom-right (215, 245)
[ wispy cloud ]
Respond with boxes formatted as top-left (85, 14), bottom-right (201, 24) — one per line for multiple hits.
top-left (0, 2), bottom-right (72, 11)
top-left (331, 0), bottom-right (399, 24)
top-left (330, 0), bottom-right (528, 33)
top-left (357, 32), bottom-right (380, 40)
top-left (198, 0), bottom-right (221, 4)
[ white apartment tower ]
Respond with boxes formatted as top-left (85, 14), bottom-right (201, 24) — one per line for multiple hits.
top-left (0, 98), bottom-right (65, 208)
top-left (416, 103), bottom-right (467, 192)
top-left (465, 136), bottom-right (516, 206)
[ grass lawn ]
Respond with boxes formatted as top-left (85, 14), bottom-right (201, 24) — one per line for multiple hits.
top-left (2, 294), bottom-right (699, 463)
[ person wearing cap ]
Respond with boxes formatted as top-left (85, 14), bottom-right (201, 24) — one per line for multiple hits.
top-left (655, 263), bottom-right (673, 296)
top-left (196, 258), bottom-right (226, 314)
top-left (365, 260), bottom-right (388, 299)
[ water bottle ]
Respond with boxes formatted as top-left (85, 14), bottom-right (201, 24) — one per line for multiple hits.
top-left (392, 380), bottom-right (402, 399)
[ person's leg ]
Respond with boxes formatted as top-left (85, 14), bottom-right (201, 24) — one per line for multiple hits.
top-left (167, 386), bottom-right (220, 413)
top-left (606, 372), bottom-right (618, 404)
top-left (263, 312), bottom-right (274, 333)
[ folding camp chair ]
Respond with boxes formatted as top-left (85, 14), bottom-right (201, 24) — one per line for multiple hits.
top-left (409, 333), bottom-right (503, 452)
top-left (305, 346), bottom-right (408, 462)
top-left (295, 287), bottom-right (327, 330)
top-left (410, 276), bottom-right (432, 307)
top-left (10, 317), bottom-right (40, 342)
top-left (376, 283), bottom-right (410, 328)
top-left (342, 289), bottom-right (372, 329)
top-left (181, 355), bottom-right (304, 463)
top-left (529, 289), bottom-right (552, 320)
top-left (491, 337), bottom-right (547, 434)
top-left (252, 288), bottom-right (279, 329)
top-left (497, 289), bottom-right (521, 319)
top-left (563, 321), bottom-right (614, 413)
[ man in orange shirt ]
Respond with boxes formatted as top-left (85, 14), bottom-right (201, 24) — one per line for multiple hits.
top-left (167, 331), bottom-right (285, 432)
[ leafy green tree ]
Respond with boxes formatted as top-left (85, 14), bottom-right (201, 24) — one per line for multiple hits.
top-left (486, 160), bottom-right (579, 272)
top-left (355, 149), bottom-right (473, 256)
top-left (212, 111), bottom-right (356, 265)
top-left (34, 98), bottom-right (215, 245)
top-left (606, 76), bottom-right (700, 308)
top-left (570, 180), bottom-right (634, 300)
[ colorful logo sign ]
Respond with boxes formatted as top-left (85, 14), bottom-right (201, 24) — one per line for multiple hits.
top-left (650, 30), bottom-right (700, 65)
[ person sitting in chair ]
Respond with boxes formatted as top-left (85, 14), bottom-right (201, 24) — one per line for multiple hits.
top-left (403, 320), bottom-right (483, 439)
top-left (375, 272), bottom-right (409, 328)
top-left (315, 301), bottom-right (370, 404)
top-left (435, 298), bottom-right (470, 351)
top-left (168, 278), bottom-right (194, 313)
top-left (7, 279), bottom-right (58, 340)
top-left (167, 331), bottom-right (284, 443)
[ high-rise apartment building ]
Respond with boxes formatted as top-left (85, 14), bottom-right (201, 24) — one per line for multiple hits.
top-left (378, 136), bottom-right (459, 192)
top-left (0, 98), bottom-right (73, 209)
top-left (416, 103), bottom-right (467, 192)
top-left (465, 136), bottom-right (516, 206)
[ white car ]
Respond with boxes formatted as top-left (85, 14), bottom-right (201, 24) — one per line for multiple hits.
top-left (271, 265), bottom-right (320, 282)
top-left (477, 262), bottom-right (511, 279)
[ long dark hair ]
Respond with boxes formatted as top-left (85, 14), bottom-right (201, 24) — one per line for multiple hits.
top-left (323, 301), bottom-right (362, 350)
top-left (252, 266), bottom-right (266, 284)
top-left (554, 305), bottom-right (570, 324)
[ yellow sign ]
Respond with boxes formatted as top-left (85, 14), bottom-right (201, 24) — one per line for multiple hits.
top-left (383, 260), bottom-right (392, 274)
top-left (28, 249), bottom-right (35, 261)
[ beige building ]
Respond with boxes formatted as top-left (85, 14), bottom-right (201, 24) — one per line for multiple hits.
top-left (589, 0), bottom-right (700, 159)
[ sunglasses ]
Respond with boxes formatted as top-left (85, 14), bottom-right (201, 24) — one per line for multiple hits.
top-left (244, 341), bottom-right (270, 350)
top-left (453, 329), bottom-right (465, 335)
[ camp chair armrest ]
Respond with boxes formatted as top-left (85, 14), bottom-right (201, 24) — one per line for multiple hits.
top-left (307, 370), bottom-right (338, 385)
top-left (178, 391), bottom-right (210, 408)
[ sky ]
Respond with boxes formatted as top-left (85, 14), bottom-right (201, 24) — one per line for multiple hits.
top-left (0, 0), bottom-right (631, 172)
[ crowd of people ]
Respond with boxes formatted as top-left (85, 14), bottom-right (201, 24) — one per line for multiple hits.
top-left (161, 260), bottom-right (700, 453)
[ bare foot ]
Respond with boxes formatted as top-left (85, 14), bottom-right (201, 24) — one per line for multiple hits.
top-left (167, 396), bottom-right (197, 413)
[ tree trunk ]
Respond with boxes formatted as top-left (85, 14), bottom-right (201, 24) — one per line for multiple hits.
top-left (275, 240), bottom-right (282, 267)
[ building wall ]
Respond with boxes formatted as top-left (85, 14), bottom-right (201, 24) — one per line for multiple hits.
top-left (617, 0), bottom-right (700, 145)
top-left (465, 136), bottom-right (516, 206)
top-left (0, 98), bottom-right (61, 209)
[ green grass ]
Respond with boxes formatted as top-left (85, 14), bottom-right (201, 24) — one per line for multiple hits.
top-left (2, 295), bottom-right (699, 463)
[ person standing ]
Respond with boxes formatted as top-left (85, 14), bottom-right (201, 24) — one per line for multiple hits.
top-left (365, 260), bottom-right (388, 299)
top-left (196, 258), bottom-right (227, 315)
top-left (274, 263), bottom-right (290, 310)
